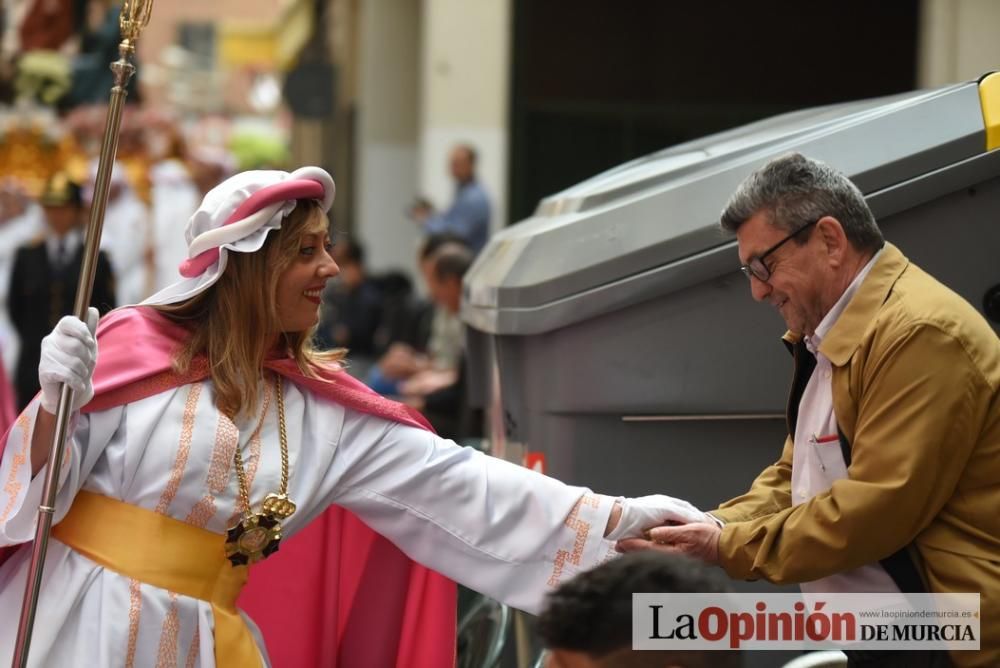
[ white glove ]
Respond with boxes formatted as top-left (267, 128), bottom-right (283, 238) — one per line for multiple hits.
top-left (604, 494), bottom-right (711, 541)
top-left (38, 308), bottom-right (99, 414)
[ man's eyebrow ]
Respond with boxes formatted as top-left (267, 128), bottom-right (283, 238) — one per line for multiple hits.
top-left (741, 241), bottom-right (775, 263)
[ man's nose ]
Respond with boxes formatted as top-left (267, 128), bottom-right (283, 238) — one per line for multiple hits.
top-left (749, 275), bottom-right (771, 302)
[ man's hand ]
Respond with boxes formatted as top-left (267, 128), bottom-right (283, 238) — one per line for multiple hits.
top-left (379, 343), bottom-right (431, 379)
top-left (408, 199), bottom-right (433, 224)
top-left (616, 522), bottom-right (722, 565)
top-left (399, 368), bottom-right (457, 396)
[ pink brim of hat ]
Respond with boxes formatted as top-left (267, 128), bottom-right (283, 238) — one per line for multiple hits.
top-left (178, 178), bottom-right (326, 278)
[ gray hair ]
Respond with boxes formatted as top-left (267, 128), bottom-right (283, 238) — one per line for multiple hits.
top-left (430, 241), bottom-right (474, 281)
top-left (720, 153), bottom-right (884, 253)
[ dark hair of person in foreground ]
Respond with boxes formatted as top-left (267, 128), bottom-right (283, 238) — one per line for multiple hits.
top-left (537, 552), bottom-right (741, 668)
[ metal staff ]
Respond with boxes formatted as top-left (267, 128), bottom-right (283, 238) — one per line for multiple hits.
top-left (12, 2), bottom-right (154, 665)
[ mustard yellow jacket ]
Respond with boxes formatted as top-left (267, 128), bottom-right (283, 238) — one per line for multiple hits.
top-left (712, 243), bottom-right (1000, 666)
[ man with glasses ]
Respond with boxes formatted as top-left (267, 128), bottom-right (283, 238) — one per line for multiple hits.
top-left (619, 153), bottom-right (1000, 667)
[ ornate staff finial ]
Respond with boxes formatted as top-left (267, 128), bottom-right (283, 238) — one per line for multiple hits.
top-left (110, 0), bottom-right (154, 90)
top-left (120, 0), bottom-right (154, 42)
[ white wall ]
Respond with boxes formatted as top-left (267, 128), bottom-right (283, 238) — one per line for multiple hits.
top-left (418, 0), bottom-right (512, 232)
top-left (354, 0), bottom-right (423, 273)
top-left (354, 0), bottom-right (511, 279)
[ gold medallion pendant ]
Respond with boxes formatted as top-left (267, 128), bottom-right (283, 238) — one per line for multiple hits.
top-left (225, 513), bottom-right (282, 566)
top-left (225, 375), bottom-right (296, 568)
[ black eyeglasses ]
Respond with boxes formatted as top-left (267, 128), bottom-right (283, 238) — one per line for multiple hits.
top-left (739, 219), bottom-right (819, 282)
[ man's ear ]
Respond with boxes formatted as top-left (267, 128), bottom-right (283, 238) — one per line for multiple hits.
top-left (816, 216), bottom-right (849, 266)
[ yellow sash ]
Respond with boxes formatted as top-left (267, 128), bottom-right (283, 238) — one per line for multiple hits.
top-left (51, 491), bottom-right (261, 668)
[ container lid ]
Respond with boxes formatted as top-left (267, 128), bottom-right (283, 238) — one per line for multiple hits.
top-left (463, 82), bottom-right (988, 335)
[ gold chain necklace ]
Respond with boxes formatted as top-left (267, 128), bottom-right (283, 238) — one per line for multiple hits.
top-left (224, 374), bottom-right (298, 566)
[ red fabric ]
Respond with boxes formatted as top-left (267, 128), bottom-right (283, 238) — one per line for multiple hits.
top-left (0, 306), bottom-right (456, 667)
top-left (242, 508), bottom-right (457, 668)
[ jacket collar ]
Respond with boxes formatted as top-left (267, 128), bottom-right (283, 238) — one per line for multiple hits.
top-left (781, 242), bottom-right (909, 366)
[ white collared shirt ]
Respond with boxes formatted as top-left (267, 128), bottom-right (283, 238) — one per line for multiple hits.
top-left (44, 227), bottom-right (83, 268)
top-left (792, 248), bottom-right (900, 594)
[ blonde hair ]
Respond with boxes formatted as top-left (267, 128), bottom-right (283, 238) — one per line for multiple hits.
top-left (153, 199), bottom-right (345, 419)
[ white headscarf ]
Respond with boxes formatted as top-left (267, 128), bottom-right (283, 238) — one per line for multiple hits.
top-left (142, 166), bottom-right (335, 306)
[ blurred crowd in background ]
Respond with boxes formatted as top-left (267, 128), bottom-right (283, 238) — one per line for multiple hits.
top-left (0, 105), bottom-right (489, 445)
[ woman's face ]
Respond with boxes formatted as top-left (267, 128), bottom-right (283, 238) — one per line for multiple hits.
top-left (275, 212), bottom-right (339, 332)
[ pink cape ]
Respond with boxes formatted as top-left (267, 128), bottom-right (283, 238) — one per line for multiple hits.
top-left (0, 307), bottom-right (456, 667)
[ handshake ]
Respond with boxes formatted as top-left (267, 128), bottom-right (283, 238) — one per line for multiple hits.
top-left (605, 494), bottom-right (723, 565)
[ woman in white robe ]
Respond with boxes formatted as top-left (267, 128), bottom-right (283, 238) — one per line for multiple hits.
top-left (0, 167), bottom-right (706, 667)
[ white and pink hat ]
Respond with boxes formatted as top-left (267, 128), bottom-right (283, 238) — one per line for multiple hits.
top-left (143, 166), bottom-right (335, 306)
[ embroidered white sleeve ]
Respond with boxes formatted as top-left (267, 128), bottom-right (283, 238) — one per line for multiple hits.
top-left (325, 411), bottom-right (616, 614)
top-left (0, 399), bottom-right (122, 544)
top-left (544, 492), bottom-right (618, 589)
